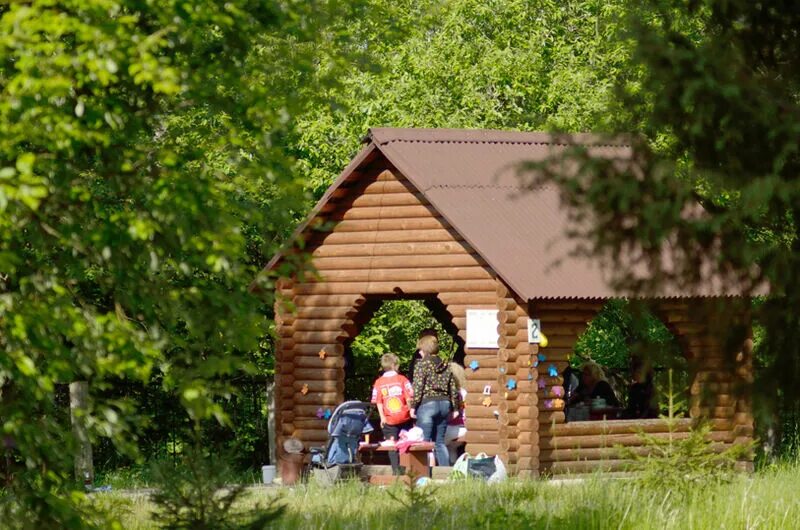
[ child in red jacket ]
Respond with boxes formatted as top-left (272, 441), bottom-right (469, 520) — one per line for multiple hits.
top-left (371, 353), bottom-right (414, 474)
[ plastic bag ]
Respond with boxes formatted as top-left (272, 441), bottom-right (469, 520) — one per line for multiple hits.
top-left (467, 455), bottom-right (496, 479)
top-left (451, 452), bottom-right (507, 483)
top-left (487, 455), bottom-right (507, 484)
top-left (399, 426), bottom-right (424, 442)
top-left (452, 452), bottom-right (470, 477)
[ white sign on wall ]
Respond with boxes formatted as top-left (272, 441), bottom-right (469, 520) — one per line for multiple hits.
top-left (528, 318), bottom-right (541, 343)
top-left (466, 309), bottom-right (500, 349)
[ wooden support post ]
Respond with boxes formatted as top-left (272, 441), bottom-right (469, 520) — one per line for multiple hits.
top-left (69, 381), bottom-right (94, 485)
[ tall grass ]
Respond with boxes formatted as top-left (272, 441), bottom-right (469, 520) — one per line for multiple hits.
top-left (95, 461), bottom-right (262, 490)
top-left (109, 463), bottom-right (800, 529)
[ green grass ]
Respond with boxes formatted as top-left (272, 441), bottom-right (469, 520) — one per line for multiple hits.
top-left (95, 462), bottom-right (262, 490)
top-left (105, 463), bottom-right (800, 529)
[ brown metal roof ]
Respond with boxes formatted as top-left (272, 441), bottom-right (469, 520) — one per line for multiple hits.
top-left (266, 128), bottom-right (752, 300)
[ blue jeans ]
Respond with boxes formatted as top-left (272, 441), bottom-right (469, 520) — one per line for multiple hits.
top-left (416, 399), bottom-right (451, 466)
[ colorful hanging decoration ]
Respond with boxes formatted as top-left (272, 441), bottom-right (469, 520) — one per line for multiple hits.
top-left (483, 384), bottom-right (492, 395)
top-left (318, 348), bottom-right (327, 360)
top-left (323, 408), bottom-right (332, 420)
top-left (544, 399), bottom-right (554, 409)
top-left (504, 391), bottom-right (508, 399)
top-left (538, 378), bottom-right (546, 390)
top-left (537, 353), bottom-right (546, 362)
top-left (482, 396), bottom-right (492, 407)
top-left (539, 332), bottom-right (549, 348)
top-left (527, 372), bottom-right (534, 381)
top-left (498, 366), bottom-right (506, 374)
top-left (469, 360), bottom-right (480, 371)
top-left (300, 384), bottom-right (309, 395)
top-left (506, 378), bottom-right (517, 391)
top-left (316, 408), bottom-right (325, 419)
top-left (532, 358), bottom-right (539, 368)
top-left (552, 386), bottom-right (564, 397)
top-left (548, 364), bottom-right (558, 378)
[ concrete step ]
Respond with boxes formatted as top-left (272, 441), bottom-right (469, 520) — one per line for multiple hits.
top-left (360, 464), bottom-right (454, 480)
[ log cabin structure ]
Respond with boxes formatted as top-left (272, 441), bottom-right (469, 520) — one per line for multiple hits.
top-left (263, 128), bottom-right (755, 477)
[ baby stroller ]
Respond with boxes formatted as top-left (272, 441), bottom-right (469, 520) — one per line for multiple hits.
top-left (309, 400), bottom-right (374, 485)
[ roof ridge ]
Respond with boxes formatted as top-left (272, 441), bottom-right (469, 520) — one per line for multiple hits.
top-left (425, 184), bottom-right (550, 191)
top-left (377, 138), bottom-right (630, 149)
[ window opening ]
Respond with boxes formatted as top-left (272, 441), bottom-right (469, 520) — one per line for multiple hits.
top-left (565, 300), bottom-right (688, 421)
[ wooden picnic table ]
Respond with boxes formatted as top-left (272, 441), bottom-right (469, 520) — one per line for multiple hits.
top-left (358, 442), bottom-right (434, 485)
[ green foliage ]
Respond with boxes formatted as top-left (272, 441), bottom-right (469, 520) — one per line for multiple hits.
top-left (5, 0), bottom-right (797, 525)
top-left (0, 0), bottom-right (364, 526)
top-left (0, 485), bottom-right (118, 530)
top-left (96, 460), bottom-right (261, 491)
top-left (291, 0), bottom-right (638, 199)
top-left (575, 300), bottom-right (682, 370)
top-left (627, 421), bottom-right (749, 495)
top-left (150, 443), bottom-right (283, 530)
top-left (385, 472), bottom-right (436, 517)
top-left (96, 465), bottom-right (160, 491)
top-left (623, 371), bottom-right (751, 496)
top-left (351, 300), bottom-right (457, 366)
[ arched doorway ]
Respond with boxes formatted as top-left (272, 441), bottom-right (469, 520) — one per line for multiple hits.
top-left (342, 295), bottom-right (464, 401)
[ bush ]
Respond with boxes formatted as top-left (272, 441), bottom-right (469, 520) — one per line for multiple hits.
top-left (149, 442), bottom-right (283, 530)
top-left (622, 371), bottom-right (752, 496)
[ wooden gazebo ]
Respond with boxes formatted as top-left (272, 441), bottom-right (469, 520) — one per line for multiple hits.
top-left (264, 128), bottom-right (754, 477)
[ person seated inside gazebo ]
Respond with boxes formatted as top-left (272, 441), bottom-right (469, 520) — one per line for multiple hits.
top-left (624, 356), bottom-right (658, 419)
top-left (569, 361), bottom-right (620, 409)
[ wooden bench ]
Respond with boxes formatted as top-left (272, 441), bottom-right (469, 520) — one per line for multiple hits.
top-left (358, 442), bottom-right (434, 485)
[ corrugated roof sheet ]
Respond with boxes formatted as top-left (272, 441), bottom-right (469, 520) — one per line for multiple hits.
top-left (266, 128), bottom-right (752, 300)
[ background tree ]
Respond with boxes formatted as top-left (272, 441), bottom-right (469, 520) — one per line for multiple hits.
top-left (524, 0), bottom-right (800, 453)
top-left (0, 1), bottom-right (366, 526)
top-left (291, 0), bottom-right (636, 195)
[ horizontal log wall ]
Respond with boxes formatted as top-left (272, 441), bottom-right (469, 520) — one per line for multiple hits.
top-left (655, 298), bottom-right (754, 470)
top-left (539, 418), bottom-right (734, 474)
top-left (527, 297), bottom-right (753, 476)
top-left (275, 167), bottom-right (511, 463)
top-left (494, 283), bottom-right (536, 476)
top-left (530, 300), bottom-right (603, 475)
top-left (273, 279), bottom-right (294, 451)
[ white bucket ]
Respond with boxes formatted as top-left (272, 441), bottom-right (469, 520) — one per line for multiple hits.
top-left (261, 465), bottom-right (277, 485)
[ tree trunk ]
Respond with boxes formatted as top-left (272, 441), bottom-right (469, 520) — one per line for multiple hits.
top-left (69, 381), bottom-right (93, 485)
top-left (266, 378), bottom-right (277, 465)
